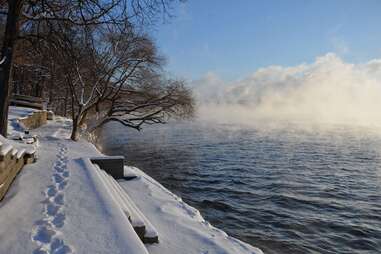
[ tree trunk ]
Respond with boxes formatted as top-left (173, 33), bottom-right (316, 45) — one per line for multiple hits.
top-left (0, 0), bottom-right (23, 136)
top-left (64, 88), bottom-right (68, 117)
top-left (70, 96), bottom-right (83, 140)
top-left (78, 111), bottom-right (87, 126)
top-left (71, 110), bottom-right (84, 141)
top-left (70, 117), bottom-right (79, 141)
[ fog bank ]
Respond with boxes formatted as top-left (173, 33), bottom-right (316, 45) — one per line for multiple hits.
top-left (193, 53), bottom-right (381, 128)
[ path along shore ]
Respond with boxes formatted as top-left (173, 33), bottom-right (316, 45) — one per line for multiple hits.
top-left (0, 108), bottom-right (263, 254)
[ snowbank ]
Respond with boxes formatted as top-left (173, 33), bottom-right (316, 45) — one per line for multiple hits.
top-left (121, 166), bottom-right (263, 254)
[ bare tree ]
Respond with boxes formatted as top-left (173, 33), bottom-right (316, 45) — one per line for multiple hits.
top-left (99, 77), bottom-right (194, 130)
top-left (0, 0), bottom-right (180, 136)
top-left (40, 21), bottom-right (193, 140)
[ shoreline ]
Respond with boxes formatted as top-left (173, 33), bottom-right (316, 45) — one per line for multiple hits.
top-left (0, 108), bottom-right (263, 254)
top-left (92, 122), bottom-right (264, 254)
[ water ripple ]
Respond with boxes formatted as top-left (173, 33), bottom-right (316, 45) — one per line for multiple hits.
top-left (102, 122), bottom-right (381, 254)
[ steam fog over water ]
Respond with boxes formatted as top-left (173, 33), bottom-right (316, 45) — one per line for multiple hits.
top-left (99, 54), bottom-right (381, 253)
top-left (194, 54), bottom-right (381, 127)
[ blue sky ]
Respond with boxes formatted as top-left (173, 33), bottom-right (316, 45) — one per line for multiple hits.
top-left (152, 0), bottom-right (381, 81)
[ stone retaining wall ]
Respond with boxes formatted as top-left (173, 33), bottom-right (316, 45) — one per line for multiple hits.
top-left (0, 145), bottom-right (36, 201)
top-left (18, 111), bottom-right (47, 129)
top-left (0, 109), bottom-right (43, 201)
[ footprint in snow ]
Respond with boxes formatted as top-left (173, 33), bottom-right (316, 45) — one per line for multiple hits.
top-left (55, 166), bottom-right (65, 173)
top-left (55, 160), bottom-right (65, 167)
top-left (46, 203), bottom-right (60, 216)
top-left (53, 193), bottom-right (64, 205)
top-left (57, 181), bottom-right (67, 190)
top-left (32, 226), bottom-right (56, 244)
top-left (32, 143), bottom-right (73, 253)
top-left (51, 238), bottom-right (72, 254)
top-left (32, 248), bottom-right (48, 254)
top-left (46, 185), bottom-right (57, 197)
top-left (52, 213), bottom-right (66, 228)
top-left (53, 174), bottom-right (65, 184)
top-left (62, 171), bottom-right (70, 178)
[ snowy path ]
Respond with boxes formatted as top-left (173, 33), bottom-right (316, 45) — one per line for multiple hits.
top-left (32, 142), bottom-right (72, 254)
top-left (1, 113), bottom-right (263, 254)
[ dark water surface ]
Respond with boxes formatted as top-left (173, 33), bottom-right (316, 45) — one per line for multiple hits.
top-left (101, 122), bottom-right (381, 254)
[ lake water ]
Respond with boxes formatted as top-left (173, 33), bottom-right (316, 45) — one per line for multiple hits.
top-left (100, 122), bottom-right (381, 254)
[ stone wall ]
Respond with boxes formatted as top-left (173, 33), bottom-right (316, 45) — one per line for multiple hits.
top-left (0, 146), bottom-right (36, 201)
top-left (0, 108), bottom-right (43, 201)
top-left (18, 111), bottom-right (47, 129)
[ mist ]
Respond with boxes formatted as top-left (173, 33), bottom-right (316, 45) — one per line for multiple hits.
top-left (192, 53), bottom-right (381, 129)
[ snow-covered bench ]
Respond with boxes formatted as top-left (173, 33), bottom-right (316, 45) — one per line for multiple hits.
top-left (91, 162), bottom-right (159, 244)
top-left (91, 156), bottom-right (125, 179)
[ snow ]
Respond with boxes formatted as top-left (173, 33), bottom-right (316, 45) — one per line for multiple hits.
top-left (120, 166), bottom-right (263, 254)
top-left (0, 106), bottom-right (38, 161)
top-left (0, 143), bottom-right (13, 156)
top-left (102, 169), bottom-right (159, 240)
top-left (8, 106), bottom-right (36, 119)
top-left (8, 106), bottom-right (36, 132)
top-left (16, 149), bottom-right (25, 159)
top-left (0, 107), bottom-right (264, 254)
top-left (11, 148), bottom-right (18, 157)
top-left (7, 106), bottom-right (39, 143)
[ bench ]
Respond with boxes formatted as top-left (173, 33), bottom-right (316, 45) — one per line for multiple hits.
top-left (91, 162), bottom-right (159, 244)
top-left (91, 156), bottom-right (124, 179)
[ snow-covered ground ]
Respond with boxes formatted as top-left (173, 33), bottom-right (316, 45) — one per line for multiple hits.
top-left (8, 106), bottom-right (37, 120)
top-left (0, 107), bottom-right (263, 254)
top-left (8, 106), bottom-right (37, 133)
top-left (121, 166), bottom-right (263, 254)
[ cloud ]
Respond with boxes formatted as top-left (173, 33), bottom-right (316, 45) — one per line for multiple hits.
top-left (193, 53), bottom-right (381, 128)
top-left (191, 71), bottom-right (227, 104)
